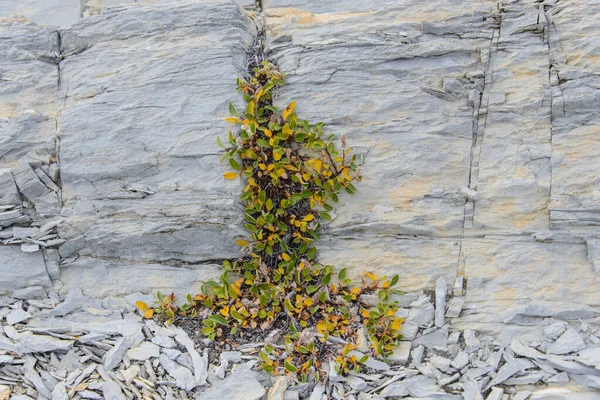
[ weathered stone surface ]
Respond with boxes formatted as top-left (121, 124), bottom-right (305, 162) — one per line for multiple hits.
top-left (388, 341), bottom-right (411, 365)
top-left (58, 1), bottom-right (254, 270)
top-left (321, 237), bottom-right (458, 293)
top-left (125, 341), bottom-right (159, 361)
top-left (0, 3), bottom-right (599, 387)
top-left (435, 276), bottom-right (447, 327)
top-left (547, 327), bottom-right (586, 355)
top-left (1, 0), bottom-right (80, 28)
top-left (11, 286), bottom-right (45, 300)
top-left (0, 246), bottom-right (51, 291)
top-left (469, 2), bottom-right (552, 231)
top-left (458, 238), bottom-right (600, 328)
top-left (200, 363), bottom-right (266, 400)
top-left (6, 309), bottom-right (32, 325)
top-left (58, 257), bottom-right (222, 298)
top-left (0, 17), bottom-right (58, 165)
top-left (265, 3), bottom-right (490, 241)
top-left (547, 0), bottom-right (600, 230)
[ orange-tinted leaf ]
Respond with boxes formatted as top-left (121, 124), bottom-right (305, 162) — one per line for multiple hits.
top-left (225, 117), bottom-right (241, 124)
top-left (136, 301), bottom-right (149, 312)
top-left (143, 309), bottom-right (154, 319)
top-left (236, 239), bottom-right (250, 247)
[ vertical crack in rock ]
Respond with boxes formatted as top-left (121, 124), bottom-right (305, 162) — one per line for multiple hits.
top-left (541, 2), bottom-right (555, 227)
top-left (457, 3), bottom-right (504, 277)
top-left (247, 0), bottom-right (269, 74)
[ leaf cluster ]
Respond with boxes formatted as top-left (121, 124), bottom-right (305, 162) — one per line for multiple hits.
top-left (136, 61), bottom-right (404, 381)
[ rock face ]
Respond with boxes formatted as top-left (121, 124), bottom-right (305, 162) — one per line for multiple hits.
top-left (0, 0), bottom-right (599, 336)
top-left (263, 0), bottom-right (600, 329)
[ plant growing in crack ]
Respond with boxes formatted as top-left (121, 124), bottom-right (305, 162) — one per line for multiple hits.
top-left (137, 61), bottom-right (405, 381)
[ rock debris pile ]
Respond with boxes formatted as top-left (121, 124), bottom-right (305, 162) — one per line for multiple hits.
top-left (0, 279), bottom-right (598, 399)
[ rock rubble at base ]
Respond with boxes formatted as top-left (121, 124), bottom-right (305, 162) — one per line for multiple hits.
top-left (0, 279), bottom-right (598, 399)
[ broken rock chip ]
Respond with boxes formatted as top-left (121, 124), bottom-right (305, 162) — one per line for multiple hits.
top-left (199, 363), bottom-right (266, 400)
top-left (6, 309), bottom-right (32, 325)
top-left (546, 327), bottom-right (586, 355)
top-left (125, 341), bottom-right (159, 361)
top-left (577, 347), bottom-right (600, 367)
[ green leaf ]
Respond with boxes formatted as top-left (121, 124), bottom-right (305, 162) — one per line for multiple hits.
top-left (307, 247), bottom-right (317, 261)
top-left (259, 294), bottom-right (268, 308)
top-left (229, 102), bottom-right (238, 116)
top-left (257, 139), bottom-right (270, 148)
top-left (285, 298), bottom-right (295, 312)
top-left (306, 285), bottom-right (318, 294)
top-left (216, 136), bottom-right (225, 148)
top-left (230, 158), bottom-right (242, 171)
top-left (230, 308), bottom-right (243, 321)
top-left (391, 275), bottom-right (399, 287)
top-left (262, 364), bottom-right (274, 373)
top-left (319, 212), bottom-right (332, 221)
top-left (338, 268), bottom-right (347, 281)
top-left (201, 326), bottom-right (214, 336)
top-left (208, 315), bottom-right (228, 326)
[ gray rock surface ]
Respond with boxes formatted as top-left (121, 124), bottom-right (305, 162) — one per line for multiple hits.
top-left (200, 363), bottom-right (266, 400)
top-left (0, 287), bottom-right (598, 398)
top-left (0, 247), bottom-right (51, 291)
top-left (0, 5), bottom-right (599, 400)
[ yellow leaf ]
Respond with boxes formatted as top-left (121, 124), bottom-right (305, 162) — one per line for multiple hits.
top-left (225, 117), bottom-right (241, 123)
top-left (231, 283), bottom-right (242, 296)
top-left (360, 309), bottom-right (370, 318)
top-left (136, 301), bottom-right (149, 312)
top-left (143, 309), bottom-right (154, 319)
top-left (259, 163), bottom-right (267, 170)
top-left (282, 253), bottom-right (291, 261)
top-left (316, 321), bottom-right (327, 333)
top-left (391, 319), bottom-right (403, 331)
top-left (282, 101), bottom-right (296, 120)
top-left (303, 214), bottom-right (314, 222)
top-left (382, 280), bottom-right (390, 289)
top-left (282, 124), bottom-right (292, 136)
top-left (273, 152), bottom-right (282, 161)
top-left (236, 239), bottom-right (250, 247)
top-left (304, 298), bottom-right (313, 307)
top-left (344, 167), bottom-right (351, 180)
top-left (314, 159), bottom-right (323, 171)
top-left (366, 271), bottom-right (378, 280)
top-left (264, 129), bottom-right (273, 138)
top-left (224, 171), bottom-right (239, 180)
top-left (221, 305), bottom-right (230, 317)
